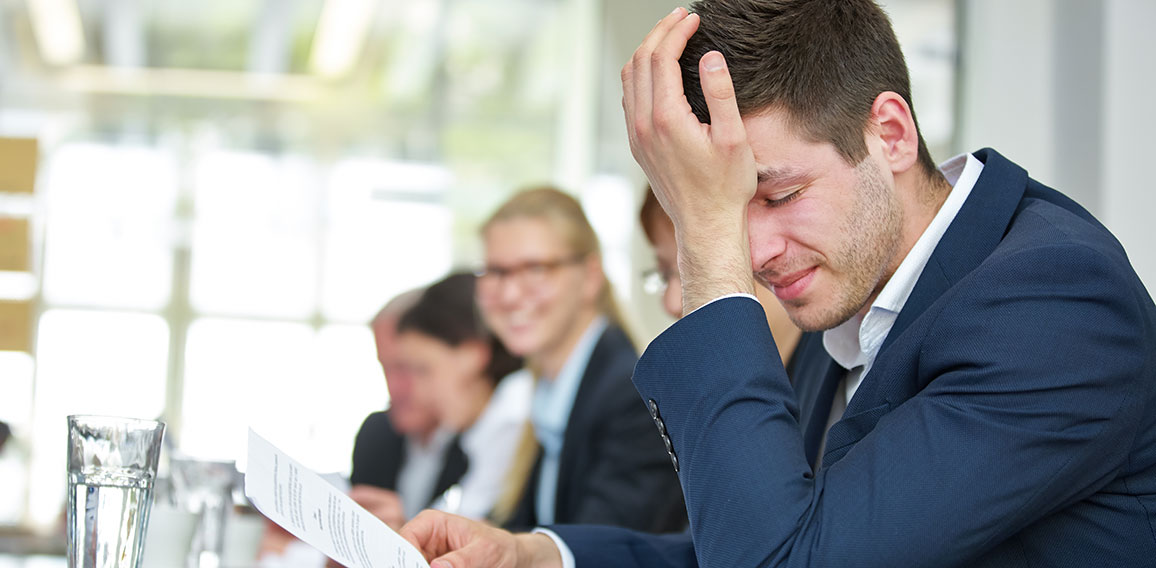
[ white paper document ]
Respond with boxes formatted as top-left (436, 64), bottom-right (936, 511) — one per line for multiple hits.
top-left (244, 429), bottom-right (430, 568)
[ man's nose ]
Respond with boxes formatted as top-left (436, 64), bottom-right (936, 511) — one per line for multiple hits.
top-left (495, 274), bottom-right (528, 305)
top-left (748, 223), bottom-right (789, 271)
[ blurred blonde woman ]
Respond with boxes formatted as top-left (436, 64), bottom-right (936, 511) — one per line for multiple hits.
top-left (480, 186), bottom-right (685, 532)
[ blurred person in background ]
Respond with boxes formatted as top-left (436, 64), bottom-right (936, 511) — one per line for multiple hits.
top-left (259, 290), bottom-right (465, 562)
top-left (0, 420), bottom-right (27, 525)
top-left (396, 272), bottom-right (531, 523)
top-left (479, 187), bottom-right (686, 533)
top-left (346, 290), bottom-right (469, 525)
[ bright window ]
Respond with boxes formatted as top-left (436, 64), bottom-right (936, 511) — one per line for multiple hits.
top-left (28, 309), bottom-right (170, 526)
top-left (190, 152), bottom-right (320, 318)
top-left (181, 318), bottom-right (315, 465)
top-left (321, 159), bottom-right (454, 322)
top-left (180, 320), bottom-right (383, 474)
top-left (41, 144), bottom-right (176, 310)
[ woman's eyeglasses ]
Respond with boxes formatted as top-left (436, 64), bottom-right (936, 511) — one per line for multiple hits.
top-left (475, 255), bottom-right (586, 292)
top-left (641, 266), bottom-right (677, 295)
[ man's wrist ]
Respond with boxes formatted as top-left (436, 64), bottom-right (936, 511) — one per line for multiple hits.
top-left (674, 211), bottom-right (752, 302)
top-left (677, 227), bottom-right (754, 314)
top-left (514, 532), bottom-right (564, 568)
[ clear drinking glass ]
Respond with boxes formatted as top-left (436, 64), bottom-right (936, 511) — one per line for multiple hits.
top-left (169, 457), bottom-right (237, 568)
top-left (67, 415), bottom-right (166, 568)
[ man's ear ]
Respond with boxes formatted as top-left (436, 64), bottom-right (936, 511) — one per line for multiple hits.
top-left (868, 91), bottom-right (920, 175)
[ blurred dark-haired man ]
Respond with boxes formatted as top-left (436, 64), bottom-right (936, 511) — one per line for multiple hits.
top-left (347, 291), bottom-right (468, 529)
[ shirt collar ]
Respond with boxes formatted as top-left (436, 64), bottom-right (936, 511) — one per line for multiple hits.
top-left (823, 152), bottom-right (984, 372)
top-left (405, 427), bottom-right (454, 458)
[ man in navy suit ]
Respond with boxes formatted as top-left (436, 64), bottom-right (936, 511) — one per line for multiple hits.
top-left (401, 1), bottom-right (1156, 566)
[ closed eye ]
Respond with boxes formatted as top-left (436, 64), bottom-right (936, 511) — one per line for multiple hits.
top-left (765, 188), bottom-right (803, 207)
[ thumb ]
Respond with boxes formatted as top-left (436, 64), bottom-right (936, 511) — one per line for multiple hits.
top-left (699, 51), bottom-right (745, 146)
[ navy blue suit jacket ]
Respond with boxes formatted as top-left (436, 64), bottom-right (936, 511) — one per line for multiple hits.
top-left (552, 149), bottom-right (1156, 566)
top-left (504, 324), bottom-right (687, 533)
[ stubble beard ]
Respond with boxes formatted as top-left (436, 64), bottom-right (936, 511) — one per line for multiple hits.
top-left (785, 158), bottom-right (903, 332)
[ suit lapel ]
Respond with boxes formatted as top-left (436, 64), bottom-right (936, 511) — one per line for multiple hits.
top-left (553, 325), bottom-right (618, 522)
top-left (429, 436), bottom-right (468, 506)
top-left (788, 332), bottom-right (842, 463)
top-left (379, 418), bottom-right (406, 490)
top-left (507, 450), bottom-right (544, 528)
top-left (821, 149), bottom-right (1030, 466)
top-left (879, 148), bottom-right (1028, 355)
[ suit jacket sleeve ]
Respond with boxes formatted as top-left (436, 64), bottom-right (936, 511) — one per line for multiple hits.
top-left (550, 525), bottom-right (696, 568)
top-left (631, 239), bottom-right (1151, 566)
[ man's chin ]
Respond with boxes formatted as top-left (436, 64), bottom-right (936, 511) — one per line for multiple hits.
top-left (783, 303), bottom-right (842, 333)
top-left (789, 316), bottom-right (830, 333)
top-left (391, 416), bottom-right (436, 435)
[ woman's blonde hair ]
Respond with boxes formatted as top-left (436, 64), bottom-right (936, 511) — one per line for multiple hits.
top-left (483, 185), bottom-right (630, 525)
top-left (480, 185), bottom-right (627, 329)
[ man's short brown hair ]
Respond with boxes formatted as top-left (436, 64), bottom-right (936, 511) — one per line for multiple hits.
top-left (681, 0), bottom-right (937, 175)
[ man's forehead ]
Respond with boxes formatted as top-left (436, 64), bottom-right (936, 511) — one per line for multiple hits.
top-left (744, 110), bottom-right (851, 186)
top-left (742, 108), bottom-right (813, 158)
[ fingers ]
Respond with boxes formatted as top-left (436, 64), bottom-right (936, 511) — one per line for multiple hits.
top-left (430, 547), bottom-right (482, 568)
top-left (401, 510), bottom-right (453, 561)
top-left (428, 533), bottom-right (518, 568)
top-left (401, 511), bottom-right (522, 568)
top-left (631, 8), bottom-right (690, 128)
top-left (698, 51), bottom-right (747, 148)
top-left (650, 12), bottom-right (702, 127)
top-left (624, 7), bottom-right (691, 150)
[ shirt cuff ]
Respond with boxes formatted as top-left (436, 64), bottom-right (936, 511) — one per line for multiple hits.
top-left (686, 292), bottom-right (760, 316)
top-left (531, 528), bottom-right (576, 568)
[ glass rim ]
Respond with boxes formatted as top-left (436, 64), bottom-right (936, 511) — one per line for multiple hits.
top-left (169, 456), bottom-right (237, 467)
top-left (67, 414), bottom-right (166, 431)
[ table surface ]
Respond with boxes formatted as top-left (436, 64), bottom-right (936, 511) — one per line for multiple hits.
top-left (0, 556), bottom-right (65, 568)
top-left (0, 532), bottom-right (65, 556)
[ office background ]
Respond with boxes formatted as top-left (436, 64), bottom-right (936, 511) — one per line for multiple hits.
top-left (0, 0), bottom-right (1151, 531)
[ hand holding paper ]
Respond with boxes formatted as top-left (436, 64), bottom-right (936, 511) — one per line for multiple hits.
top-left (400, 510), bottom-right (564, 568)
top-left (244, 429), bottom-right (429, 568)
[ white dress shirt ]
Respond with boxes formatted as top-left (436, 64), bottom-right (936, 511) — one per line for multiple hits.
top-left (431, 369), bottom-right (533, 520)
top-left (397, 428), bottom-right (455, 520)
